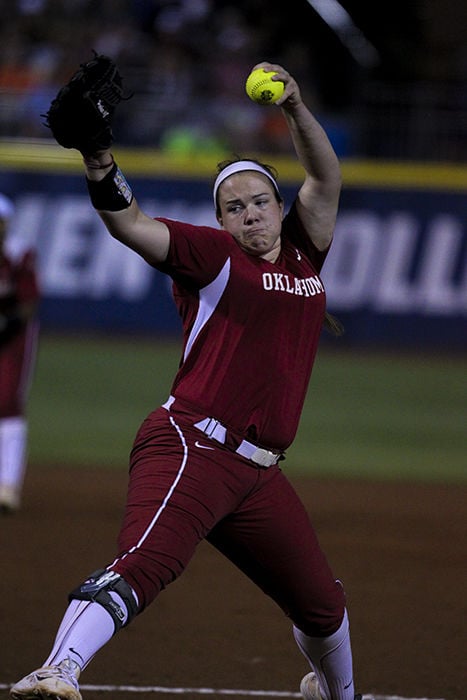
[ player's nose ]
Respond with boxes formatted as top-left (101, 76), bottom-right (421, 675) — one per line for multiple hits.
top-left (244, 203), bottom-right (259, 222)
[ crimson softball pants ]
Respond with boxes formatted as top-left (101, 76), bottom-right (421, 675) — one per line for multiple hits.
top-left (111, 407), bottom-right (345, 637)
top-left (0, 323), bottom-right (39, 417)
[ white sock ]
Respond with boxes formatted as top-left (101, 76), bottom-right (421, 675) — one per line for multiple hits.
top-left (293, 609), bottom-right (355, 700)
top-left (44, 592), bottom-right (130, 671)
top-left (0, 417), bottom-right (27, 497)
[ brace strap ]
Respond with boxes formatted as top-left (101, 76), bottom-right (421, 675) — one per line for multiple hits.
top-left (69, 568), bottom-right (138, 633)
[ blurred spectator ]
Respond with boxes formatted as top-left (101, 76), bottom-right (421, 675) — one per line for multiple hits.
top-left (0, 0), bottom-right (465, 160)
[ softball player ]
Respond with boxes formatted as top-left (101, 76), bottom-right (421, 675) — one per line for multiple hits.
top-left (11, 63), bottom-right (361, 700)
top-left (0, 194), bottom-right (40, 513)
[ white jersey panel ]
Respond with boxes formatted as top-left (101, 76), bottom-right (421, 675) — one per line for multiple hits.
top-left (183, 258), bottom-right (231, 361)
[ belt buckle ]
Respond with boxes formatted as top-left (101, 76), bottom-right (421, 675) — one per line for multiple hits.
top-left (195, 419), bottom-right (280, 467)
top-left (250, 447), bottom-right (279, 468)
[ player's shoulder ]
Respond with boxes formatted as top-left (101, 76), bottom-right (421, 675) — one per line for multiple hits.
top-left (158, 218), bottom-right (232, 244)
top-left (281, 203), bottom-right (331, 272)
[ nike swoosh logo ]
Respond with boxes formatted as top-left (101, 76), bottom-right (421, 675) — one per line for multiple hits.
top-left (344, 679), bottom-right (353, 690)
top-left (70, 648), bottom-right (85, 664)
top-left (195, 441), bottom-right (215, 450)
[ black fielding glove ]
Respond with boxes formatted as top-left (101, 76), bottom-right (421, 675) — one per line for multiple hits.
top-left (42, 52), bottom-right (131, 154)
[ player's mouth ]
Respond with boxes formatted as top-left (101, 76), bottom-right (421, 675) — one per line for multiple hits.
top-left (245, 228), bottom-right (266, 237)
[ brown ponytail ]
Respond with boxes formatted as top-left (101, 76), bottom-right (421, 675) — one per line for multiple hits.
top-left (324, 311), bottom-right (345, 336)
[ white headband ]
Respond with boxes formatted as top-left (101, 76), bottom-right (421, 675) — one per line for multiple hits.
top-left (213, 160), bottom-right (280, 208)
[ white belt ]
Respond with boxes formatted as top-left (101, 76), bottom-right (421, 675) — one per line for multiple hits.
top-left (162, 396), bottom-right (283, 468)
top-left (193, 416), bottom-right (282, 468)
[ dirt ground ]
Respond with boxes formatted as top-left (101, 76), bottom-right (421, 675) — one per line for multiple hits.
top-left (1, 466), bottom-right (465, 700)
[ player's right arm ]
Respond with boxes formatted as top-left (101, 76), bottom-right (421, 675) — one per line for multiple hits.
top-left (84, 152), bottom-right (170, 265)
top-left (252, 62), bottom-right (341, 253)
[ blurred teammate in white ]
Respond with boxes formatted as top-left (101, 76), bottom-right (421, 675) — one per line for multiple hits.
top-left (0, 193), bottom-right (40, 513)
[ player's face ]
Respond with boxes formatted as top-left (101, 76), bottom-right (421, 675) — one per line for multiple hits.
top-left (216, 172), bottom-right (284, 262)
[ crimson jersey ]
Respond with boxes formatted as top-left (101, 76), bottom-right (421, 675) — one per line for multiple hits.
top-left (0, 249), bottom-right (40, 417)
top-left (0, 249), bottom-right (39, 316)
top-left (156, 203), bottom-right (330, 451)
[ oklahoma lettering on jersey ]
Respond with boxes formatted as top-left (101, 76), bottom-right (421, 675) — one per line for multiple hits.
top-left (156, 204), bottom-right (330, 451)
top-left (262, 271), bottom-right (325, 297)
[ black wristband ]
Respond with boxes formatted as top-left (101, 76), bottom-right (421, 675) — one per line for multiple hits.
top-left (86, 162), bottom-right (133, 211)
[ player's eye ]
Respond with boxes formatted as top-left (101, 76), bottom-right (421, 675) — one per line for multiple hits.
top-left (227, 203), bottom-right (243, 213)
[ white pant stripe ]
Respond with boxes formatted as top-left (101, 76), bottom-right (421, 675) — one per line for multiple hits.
top-left (112, 415), bottom-right (189, 564)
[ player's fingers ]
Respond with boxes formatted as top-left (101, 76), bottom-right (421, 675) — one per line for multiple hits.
top-left (250, 62), bottom-right (289, 80)
top-left (274, 77), bottom-right (300, 107)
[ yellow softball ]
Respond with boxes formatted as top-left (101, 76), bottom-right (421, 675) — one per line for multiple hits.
top-left (245, 68), bottom-right (284, 105)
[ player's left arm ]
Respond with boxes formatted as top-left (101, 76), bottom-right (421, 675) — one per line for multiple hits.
top-left (253, 62), bottom-right (342, 251)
